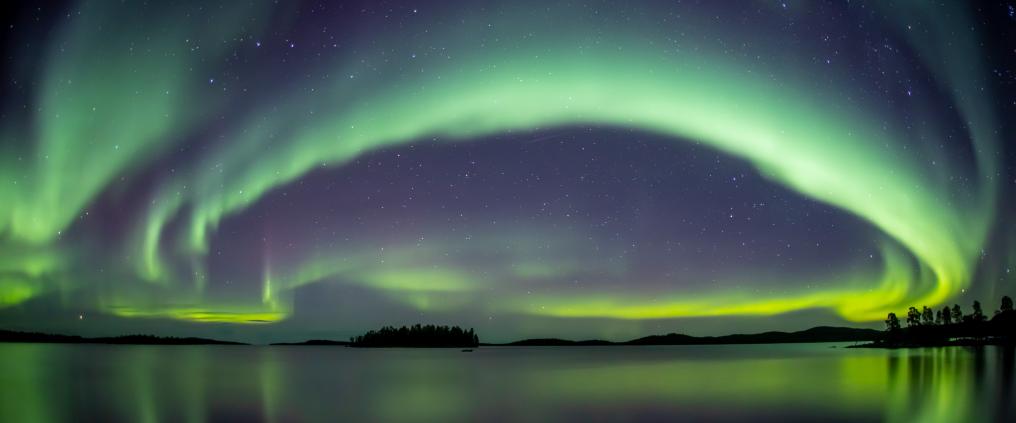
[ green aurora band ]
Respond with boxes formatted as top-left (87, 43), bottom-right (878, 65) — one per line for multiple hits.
top-left (0, 1), bottom-right (1001, 326)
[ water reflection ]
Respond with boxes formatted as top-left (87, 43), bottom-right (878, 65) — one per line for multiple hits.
top-left (886, 346), bottom-right (1015, 423)
top-left (0, 344), bottom-right (1012, 422)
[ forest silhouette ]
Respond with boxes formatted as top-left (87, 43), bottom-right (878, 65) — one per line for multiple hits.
top-left (349, 324), bottom-right (480, 348)
top-left (876, 296), bottom-right (1015, 347)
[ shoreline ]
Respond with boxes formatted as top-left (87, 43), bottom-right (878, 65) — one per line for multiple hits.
top-left (849, 339), bottom-right (1015, 349)
top-left (1, 326), bottom-right (881, 347)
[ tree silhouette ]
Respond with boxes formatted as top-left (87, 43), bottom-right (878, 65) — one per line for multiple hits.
top-left (906, 307), bottom-right (921, 327)
top-left (972, 301), bottom-right (986, 322)
top-left (952, 304), bottom-right (962, 322)
top-left (921, 306), bottom-right (934, 325)
top-left (941, 306), bottom-right (953, 325)
top-left (885, 312), bottom-right (901, 332)
top-left (1002, 296), bottom-right (1013, 313)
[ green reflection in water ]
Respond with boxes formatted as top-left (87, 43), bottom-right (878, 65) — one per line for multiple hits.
top-left (124, 348), bottom-right (158, 423)
top-left (525, 348), bottom-right (887, 420)
top-left (258, 348), bottom-right (281, 423)
top-left (366, 355), bottom-right (469, 422)
top-left (884, 347), bottom-right (1016, 423)
top-left (0, 344), bottom-right (56, 422)
top-left (179, 347), bottom-right (209, 423)
top-left (0, 344), bottom-right (1012, 422)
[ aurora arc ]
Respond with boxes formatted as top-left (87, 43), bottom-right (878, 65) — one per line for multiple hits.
top-left (0, 1), bottom-right (1000, 328)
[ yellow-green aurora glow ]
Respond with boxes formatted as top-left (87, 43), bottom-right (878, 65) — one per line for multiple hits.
top-left (0, 1), bottom-right (1007, 338)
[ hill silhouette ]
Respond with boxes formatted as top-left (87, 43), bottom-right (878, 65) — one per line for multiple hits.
top-left (271, 339), bottom-right (350, 346)
top-left (500, 338), bottom-right (615, 346)
top-left (0, 330), bottom-right (245, 345)
top-left (491, 326), bottom-right (880, 346)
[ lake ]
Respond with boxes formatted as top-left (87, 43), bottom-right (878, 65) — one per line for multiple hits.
top-left (0, 343), bottom-right (1013, 422)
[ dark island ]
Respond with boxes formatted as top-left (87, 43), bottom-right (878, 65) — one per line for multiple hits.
top-left (348, 324), bottom-right (480, 348)
top-left (0, 330), bottom-right (245, 345)
top-left (856, 296), bottom-right (1016, 348)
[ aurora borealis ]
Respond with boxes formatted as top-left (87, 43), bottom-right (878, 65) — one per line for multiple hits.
top-left (0, 1), bottom-right (1013, 343)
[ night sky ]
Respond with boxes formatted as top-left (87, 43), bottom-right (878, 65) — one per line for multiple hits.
top-left (0, 1), bottom-right (1014, 343)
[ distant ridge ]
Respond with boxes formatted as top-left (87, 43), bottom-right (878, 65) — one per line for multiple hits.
top-left (0, 330), bottom-right (245, 345)
top-left (488, 326), bottom-right (880, 346)
top-left (627, 326), bottom-right (879, 345)
top-left (499, 338), bottom-right (615, 346)
top-left (1, 326), bottom-right (880, 347)
top-left (271, 339), bottom-right (350, 346)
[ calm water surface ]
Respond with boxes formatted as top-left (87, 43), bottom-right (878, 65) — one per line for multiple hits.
top-left (0, 343), bottom-right (1013, 422)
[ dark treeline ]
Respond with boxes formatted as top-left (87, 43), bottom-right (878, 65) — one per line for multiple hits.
top-left (0, 330), bottom-right (245, 345)
top-left (875, 296), bottom-right (1015, 347)
top-left (349, 324), bottom-right (479, 348)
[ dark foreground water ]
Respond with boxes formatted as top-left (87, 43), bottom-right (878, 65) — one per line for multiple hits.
top-left (0, 343), bottom-right (1013, 422)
